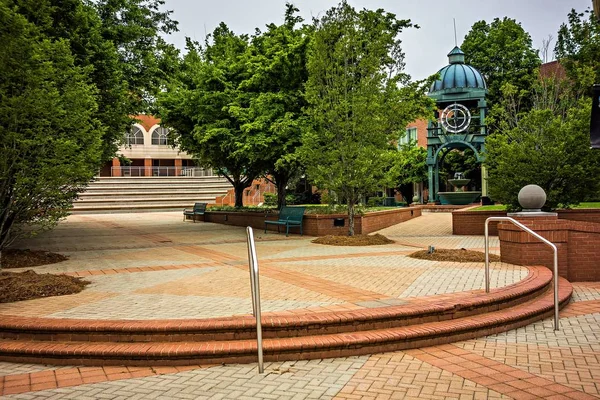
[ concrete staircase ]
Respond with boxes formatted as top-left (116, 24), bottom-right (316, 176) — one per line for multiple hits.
top-left (72, 176), bottom-right (233, 213)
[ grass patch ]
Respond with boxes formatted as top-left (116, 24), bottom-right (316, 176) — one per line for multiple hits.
top-left (469, 205), bottom-right (507, 212)
top-left (408, 248), bottom-right (500, 263)
top-left (312, 234), bottom-right (394, 246)
top-left (0, 270), bottom-right (89, 303)
top-left (573, 202), bottom-right (600, 209)
top-left (468, 202), bottom-right (600, 212)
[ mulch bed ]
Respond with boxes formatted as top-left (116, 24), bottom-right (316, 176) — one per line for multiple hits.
top-left (0, 270), bottom-right (89, 303)
top-left (312, 234), bottom-right (394, 246)
top-left (0, 249), bottom-right (80, 303)
top-left (408, 248), bottom-right (501, 263)
top-left (2, 249), bottom-right (68, 269)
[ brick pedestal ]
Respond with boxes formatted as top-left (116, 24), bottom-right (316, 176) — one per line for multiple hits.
top-left (498, 214), bottom-right (600, 281)
top-left (112, 157), bottom-right (121, 177)
top-left (144, 158), bottom-right (152, 177)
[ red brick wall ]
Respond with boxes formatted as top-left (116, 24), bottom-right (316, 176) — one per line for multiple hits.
top-left (202, 208), bottom-right (420, 236)
top-left (452, 209), bottom-right (506, 235)
top-left (566, 221), bottom-right (600, 281)
top-left (406, 119), bottom-right (429, 148)
top-left (360, 207), bottom-right (421, 233)
top-left (453, 208), bottom-right (600, 236)
top-left (557, 209), bottom-right (600, 224)
top-left (498, 216), bottom-right (600, 281)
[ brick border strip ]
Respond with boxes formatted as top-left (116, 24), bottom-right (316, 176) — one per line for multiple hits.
top-left (0, 277), bottom-right (572, 367)
top-left (0, 267), bottom-right (551, 342)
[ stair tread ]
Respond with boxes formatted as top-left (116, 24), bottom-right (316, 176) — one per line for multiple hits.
top-left (0, 277), bottom-right (572, 359)
top-left (0, 267), bottom-right (557, 335)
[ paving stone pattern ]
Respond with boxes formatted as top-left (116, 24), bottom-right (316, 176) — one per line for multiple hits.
top-left (1, 211), bottom-right (599, 399)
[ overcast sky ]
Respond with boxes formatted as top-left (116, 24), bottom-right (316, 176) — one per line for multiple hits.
top-left (163, 0), bottom-right (592, 80)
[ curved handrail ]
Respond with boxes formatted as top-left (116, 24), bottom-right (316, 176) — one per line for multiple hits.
top-left (246, 227), bottom-right (264, 373)
top-left (485, 217), bottom-right (559, 331)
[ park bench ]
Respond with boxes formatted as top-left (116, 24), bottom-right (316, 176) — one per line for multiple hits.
top-left (183, 202), bottom-right (207, 222)
top-left (264, 206), bottom-right (305, 237)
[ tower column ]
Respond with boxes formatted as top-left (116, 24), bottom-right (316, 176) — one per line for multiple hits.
top-left (481, 165), bottom-right (489, 197)
top-left (428, 165), bottom-right (435, 203)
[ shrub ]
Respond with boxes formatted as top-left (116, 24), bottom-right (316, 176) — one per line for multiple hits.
top-left (262, 192), bottom-right (277, 206)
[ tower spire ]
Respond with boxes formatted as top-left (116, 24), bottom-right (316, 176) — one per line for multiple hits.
top-left (453, 18), bottom-right (457, 47)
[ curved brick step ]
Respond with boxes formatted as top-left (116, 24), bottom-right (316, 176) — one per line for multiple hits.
top-left (0, 277), bottom-right (572, 366)
top-left (0, 267), bottom-right (552, 342)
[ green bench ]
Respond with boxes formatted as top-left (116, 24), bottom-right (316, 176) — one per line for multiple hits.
top-left (183, 202), bottom-right (207, 222)
top-left (264, 206), bottom-right (305, 236)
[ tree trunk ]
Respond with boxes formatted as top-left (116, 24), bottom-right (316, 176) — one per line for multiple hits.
top-left (348, 200), bottom-right (355, 236)
top-left (276, 178), bottom-right (287, 209)
top-left (234, 183), bottom-right (245, 208)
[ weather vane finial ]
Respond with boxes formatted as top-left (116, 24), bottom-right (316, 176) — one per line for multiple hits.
top-left (453, 18), bottom-right (457, 47)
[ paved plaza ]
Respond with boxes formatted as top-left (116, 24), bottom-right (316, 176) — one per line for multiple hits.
top-left (1, 211), bottom-right (599, 399)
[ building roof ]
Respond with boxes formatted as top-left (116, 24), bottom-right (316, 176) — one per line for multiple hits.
top-left (429, 46), bottom-right (487, 95)
top-left (135, 115), bottom-right (161, 131)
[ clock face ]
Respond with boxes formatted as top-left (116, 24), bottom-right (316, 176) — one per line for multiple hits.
top-left (440, 103), bottom-right (471, 133)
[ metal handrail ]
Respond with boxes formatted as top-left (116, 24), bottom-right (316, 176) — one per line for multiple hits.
top-left (246, 227), bottom-right (264, 373)
top-left (111, 166), bottom-right (216, 177)
top-left (485, 217), bottom-right (559, 331)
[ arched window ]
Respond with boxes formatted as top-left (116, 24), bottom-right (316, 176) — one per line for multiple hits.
top-left (151, 126), bottom-right (169, 145)
top-left (125, 126), bottom-right (144, 145)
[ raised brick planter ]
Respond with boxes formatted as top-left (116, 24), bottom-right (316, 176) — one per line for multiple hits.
top-left (452, 207), bottom-right (600, 236)
top-left (203, 207), bottom-right (421, 236)
top-left (498, 215), bottom-right (600, 281)
top-left (452, 207), bottom-right (507, 235)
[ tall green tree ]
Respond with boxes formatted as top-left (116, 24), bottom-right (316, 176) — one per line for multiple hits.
top-left (0, 2), bottom-right (104, 263)
top-left (461, 17), bottom-right (541, 109)
top-left (236, 4), bottom-right (312, 209)
top-left (555, 8), bottom-right (600, 95)
top-left (302, 1), bottom-right (432, 235)
top-left (486, 79), bottom-right (600, 210)
top-left (11, 0), bottom-right (179, 160)
top-left (158, 26), bottom-right (260, 207)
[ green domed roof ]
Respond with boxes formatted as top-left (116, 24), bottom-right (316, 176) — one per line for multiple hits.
top-left (429, 46), bottom-right (487, 95)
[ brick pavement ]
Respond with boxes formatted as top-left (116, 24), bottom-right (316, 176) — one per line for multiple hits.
top-left (1, 211), bottom-right (598, 399)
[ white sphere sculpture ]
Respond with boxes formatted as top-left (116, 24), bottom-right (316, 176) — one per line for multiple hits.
top-left (518, 185), bottom-right (546, 211)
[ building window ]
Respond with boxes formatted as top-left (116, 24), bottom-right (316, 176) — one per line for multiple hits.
top-left (399, 127), bottom-right (417, 147)
top-left (125, 127), bottom-right (144, 145)
top-left (152, 127), bottom-right (169, 145)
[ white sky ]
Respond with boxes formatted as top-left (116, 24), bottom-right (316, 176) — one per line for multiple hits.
top-left (162, 0), bottom-right (592, 80)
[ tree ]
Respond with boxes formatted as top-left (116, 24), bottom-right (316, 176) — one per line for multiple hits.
top-left (461, 18), bottom-right (541, 109)
top-left (486, 79), bottom-right (600, 210)
top-left (236, 4), bottom-right (312, 209)
top-left (0, 3), bottom-right (104, 264)
top-left (302, 1), bottom-right (433, 235)
top-left (158, 26), bottom-right (260, 207)
top-left (11, 0), bottom-right (179, 160)
top-left (555, 8), bottom-right (600, 95)
top-left (389, 142), bottom-right (427, 200)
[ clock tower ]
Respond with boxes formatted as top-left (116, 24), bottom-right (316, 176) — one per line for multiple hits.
top-left (426, 46), bottom-right (488, 203)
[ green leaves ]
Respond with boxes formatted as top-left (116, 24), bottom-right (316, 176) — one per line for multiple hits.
top-left (0, 2), bottom-right (104, 251)
top-left (301, 1), bottom-right (431, 234)
top-left (461, 17), bottom-right (540, 109)
top-left (486, 98), bottom-right (600, 210)
top-left (555, 8), bottom-right (600, 96)
top-left (159, 5), bottom-right (311, 208)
